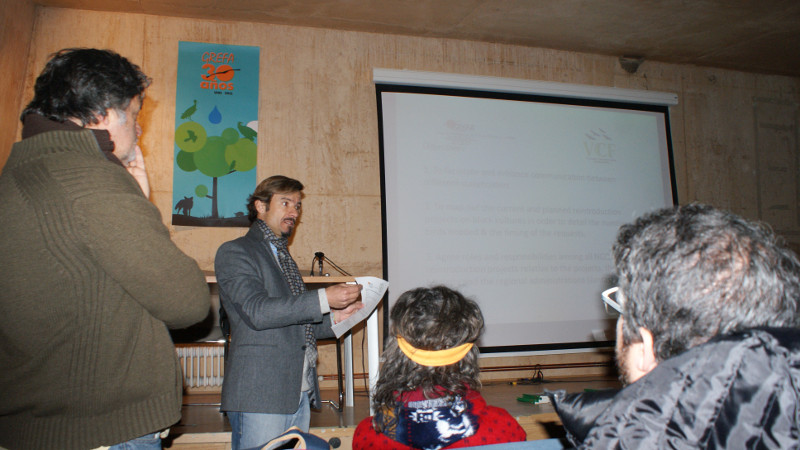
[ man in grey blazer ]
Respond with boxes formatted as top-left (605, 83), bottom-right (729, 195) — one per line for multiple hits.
top-left (215, 175), bottom-right (363, 449)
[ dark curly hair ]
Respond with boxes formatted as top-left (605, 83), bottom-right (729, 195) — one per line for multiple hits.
top-left (21, 48), bottom-right (151, 125)
top-left (614, 203), bottom-right (800, 361)
top-left (371, 286), bottom-right (484, 422)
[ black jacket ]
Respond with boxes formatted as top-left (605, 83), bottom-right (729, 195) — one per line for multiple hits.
top-left (549, 328), bottom-right (800, 449)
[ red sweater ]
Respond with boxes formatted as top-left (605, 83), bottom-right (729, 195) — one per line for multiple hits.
top-left (353, 388), bottom-right (526, 449)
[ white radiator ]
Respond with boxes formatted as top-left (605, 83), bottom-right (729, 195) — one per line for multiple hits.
top-left (176, 344), bottom-right (225, 388)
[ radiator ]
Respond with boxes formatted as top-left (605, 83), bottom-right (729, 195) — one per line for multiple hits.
top-left (176, 344), bottom-right (225, 388)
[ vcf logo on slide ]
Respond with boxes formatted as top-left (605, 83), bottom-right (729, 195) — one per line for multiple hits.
top-left (583, 128), bottom-right (615, 162)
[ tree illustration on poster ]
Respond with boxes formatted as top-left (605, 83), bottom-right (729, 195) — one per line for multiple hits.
top-left (172, 42), bottom-right (259, 227)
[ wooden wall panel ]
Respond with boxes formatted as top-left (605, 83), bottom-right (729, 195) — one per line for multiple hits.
top-left (679, 70), bottom-right (799, 223)
top-left (19, 6), bottom-right (800, 264)
top-left (12, 6), bottom-right (800, 380)
top-left (0, 0), bottom-right (36, 165)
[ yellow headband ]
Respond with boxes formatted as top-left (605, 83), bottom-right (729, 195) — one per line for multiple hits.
top-left (396, 336), bottom-right (474, 367)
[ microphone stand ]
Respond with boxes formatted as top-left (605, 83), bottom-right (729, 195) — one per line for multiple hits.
top-left (307, 251), bottom-right (352, 412)
top-left (309, 251), bottom-right (352, 276)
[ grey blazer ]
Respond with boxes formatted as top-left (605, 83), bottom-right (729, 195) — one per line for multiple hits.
top-left (215, 225), bottom-right (335, 414)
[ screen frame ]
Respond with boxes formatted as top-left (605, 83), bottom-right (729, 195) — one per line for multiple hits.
top-left (375, 71), bottom-right (678, 353)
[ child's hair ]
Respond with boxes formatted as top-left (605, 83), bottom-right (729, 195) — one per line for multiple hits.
top-left (371, 285), bottom-right (484, 413)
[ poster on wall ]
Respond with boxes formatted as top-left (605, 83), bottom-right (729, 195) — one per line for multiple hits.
top-left (172, 41), bottom-right (259, 227)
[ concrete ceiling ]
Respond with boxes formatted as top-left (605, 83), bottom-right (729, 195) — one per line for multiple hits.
top-left (37, 0), bottom-right (800, 77)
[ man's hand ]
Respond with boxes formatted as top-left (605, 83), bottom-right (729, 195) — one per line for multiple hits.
top-left (333, 300), bottom-right (365, 324)
top-left (126, 145), bottom-right (150, 198)
top-left (325, 283), bottom-right (362, 309)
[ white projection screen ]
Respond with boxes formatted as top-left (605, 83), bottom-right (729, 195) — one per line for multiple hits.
top-left (376, 70), bottom-right (678, 353)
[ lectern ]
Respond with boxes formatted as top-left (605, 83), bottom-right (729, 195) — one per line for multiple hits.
top-left (303, 276), bottom-right (382, 410)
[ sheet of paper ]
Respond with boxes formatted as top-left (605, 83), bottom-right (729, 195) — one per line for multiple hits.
top-left (331, 276), bottom-right (388, 338)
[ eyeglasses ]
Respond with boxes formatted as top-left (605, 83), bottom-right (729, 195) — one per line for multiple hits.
top-left (601, 286), bottom-right (625, 314)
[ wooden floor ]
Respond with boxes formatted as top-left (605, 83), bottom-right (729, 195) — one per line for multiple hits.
top-left (165, 375), bottom-right (620, 449)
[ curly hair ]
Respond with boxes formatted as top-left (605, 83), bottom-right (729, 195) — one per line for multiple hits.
top-left (613, 203), bottom-right (800, 361)
top-left (22, 48), bottom-right (151, 125)
top-left (371, 286), bottom-right (484, 419)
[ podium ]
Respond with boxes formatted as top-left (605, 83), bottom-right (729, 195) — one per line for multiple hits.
top-left (304, 276), bottom-right (382, 411)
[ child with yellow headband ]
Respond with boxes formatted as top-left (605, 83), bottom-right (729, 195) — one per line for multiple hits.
top-left (353, 286), bottom-right (526, 449)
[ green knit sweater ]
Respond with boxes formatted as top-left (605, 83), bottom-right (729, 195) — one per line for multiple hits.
top-left (0, 128), bottom-right (210, 449)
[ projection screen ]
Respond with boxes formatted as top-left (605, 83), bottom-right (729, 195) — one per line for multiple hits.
top-left (376, 69), bottom-right (678, 352)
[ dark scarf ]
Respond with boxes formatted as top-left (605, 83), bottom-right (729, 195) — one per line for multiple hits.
top-left (255, 219), bottom-right (306, 295)
top-left (21, 113), bottom-right (124, 168)
top-left (255, 219), bottom-right (317, 364)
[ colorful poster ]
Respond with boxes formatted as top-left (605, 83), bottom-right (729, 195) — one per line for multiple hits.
top-left (172, 41), bottom-right (259, 227)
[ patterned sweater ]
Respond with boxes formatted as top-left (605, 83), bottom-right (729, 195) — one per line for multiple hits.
top-left (0, 122), bottom-right (210, 449)
top-left (353, 387), bottom-right (526, 449)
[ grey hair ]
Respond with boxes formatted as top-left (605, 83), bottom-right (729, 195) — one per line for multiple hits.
top-left (614, 204), bottom-right (800, 361)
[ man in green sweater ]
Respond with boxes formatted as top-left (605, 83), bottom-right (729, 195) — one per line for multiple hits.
top-left (0, 48), bottom-right (210, 449)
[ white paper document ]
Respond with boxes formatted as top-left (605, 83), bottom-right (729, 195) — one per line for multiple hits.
top-left (331, 276), bottom-right (388, 338)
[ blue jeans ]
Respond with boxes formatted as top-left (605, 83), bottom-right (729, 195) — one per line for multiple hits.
top-left (227, 391), bottom-right (311, 450)
top-left (106, 432), bottom-right (162, 449)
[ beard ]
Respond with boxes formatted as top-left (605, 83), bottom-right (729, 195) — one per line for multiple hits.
top-left (281, 218), bottom-right (296, 237)
top-left (615, 341), bottom-right (633, 386)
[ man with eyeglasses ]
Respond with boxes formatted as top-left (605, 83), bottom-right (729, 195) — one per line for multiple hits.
top-left (550, 204), bottom-right (800, 448)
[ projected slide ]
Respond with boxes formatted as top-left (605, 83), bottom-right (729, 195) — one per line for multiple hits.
top-left (379, 83), bottom-right (675, 351)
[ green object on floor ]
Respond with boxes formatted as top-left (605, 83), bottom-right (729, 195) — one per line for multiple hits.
top-left (516, 393), bottom-right (542, 404)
